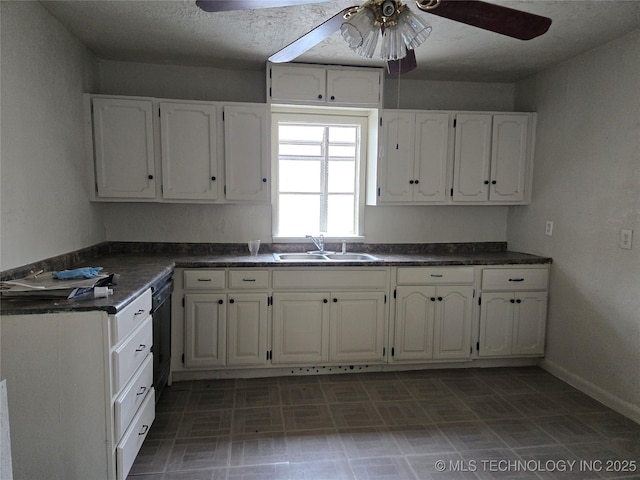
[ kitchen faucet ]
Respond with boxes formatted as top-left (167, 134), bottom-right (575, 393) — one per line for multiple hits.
top-left (305, 234), bottom-right (326, 253)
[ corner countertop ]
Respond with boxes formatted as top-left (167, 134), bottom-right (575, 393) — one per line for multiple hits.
top-left (0, 243), bottom-right (551, 316)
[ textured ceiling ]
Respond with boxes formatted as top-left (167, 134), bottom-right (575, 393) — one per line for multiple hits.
top-left (41, 0), bottom-right (640, 82)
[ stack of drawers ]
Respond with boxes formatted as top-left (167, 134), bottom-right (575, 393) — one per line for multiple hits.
top-left (110, 288), bottom-right (155, 480)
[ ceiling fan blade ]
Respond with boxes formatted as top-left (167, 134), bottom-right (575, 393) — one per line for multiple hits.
top-left (269, 6), bottom-right (357, 63)
top-left (422, 0), bottom-right (551, 40)
top-left (387, 49), bottom-right (417, 76)
top-left (196, 0), bottom-right (331, 13)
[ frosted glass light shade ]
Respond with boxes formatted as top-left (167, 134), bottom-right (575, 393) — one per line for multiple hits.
top-left (340, 8), bottom-right (376, 50)
top-left (381, 25), bottom-right (406, 61)
top-left (398, 9), bottom-right (431, 49)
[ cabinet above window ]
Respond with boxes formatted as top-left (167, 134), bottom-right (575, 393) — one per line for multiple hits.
top-left (85, 95), bottom-right (269, 204)
top-left (267, 63), bottom-right (383, 108)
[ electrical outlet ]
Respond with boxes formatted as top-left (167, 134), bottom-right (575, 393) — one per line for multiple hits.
top-left (620, 229), bottom-right (633, 249)
top-left (545, 221), bottom-right (554, 236)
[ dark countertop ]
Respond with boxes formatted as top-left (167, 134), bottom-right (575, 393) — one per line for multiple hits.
top-left (0, 244), bottom-right (551, 316)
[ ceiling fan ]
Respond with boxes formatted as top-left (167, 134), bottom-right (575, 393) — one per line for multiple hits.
top-left (196, 0), bottom-right (552, 75)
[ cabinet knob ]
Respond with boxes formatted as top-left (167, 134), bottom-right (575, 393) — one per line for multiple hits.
top-left (516, 299), bottom-right (522, 303)
top-left (323, 299), bottom-right (328, 303)
top-left (262, 178), bottom-right (267, 183)
top-left (330, 95), bottom-right (335, 101)
top-left (491, 180), bottom-right (497, 185)
top-left (218, 299), bottom-right (223, 304)
top-left (430, 297), bottom-right (436, 302)
top-left (318, 94), bottom-right (323, 99)
top-left (135, 344), bottom-right (146, 352)
top-left (510, 299), bottom-right (515, 303)
top-left (148, 174), bottom-right (154, 180)
top-left (483, 180), bottom-right (489, 185)
top-left (414, 179), bottom-right (419, 184)
top-left (333, 298), bottom-right (338, 303)
top-left (211, 176), bottom-right (216, 181)
top-left (437, 296), bottom-right (443, 301)
top-left (229, 298), bottom-right (235, 304)
top-left (409, 180), bottom-right (414, 185)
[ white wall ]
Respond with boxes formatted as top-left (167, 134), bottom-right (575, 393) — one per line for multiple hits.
top-left (509, 30), bottom-right (640, 421)
top-left (98, 60), bottom-right (513, 244)
top-left (0, 2), bottom-right (103, 271)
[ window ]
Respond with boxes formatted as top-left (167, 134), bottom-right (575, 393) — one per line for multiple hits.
top-left (272, 112), bottom-right (368, 238)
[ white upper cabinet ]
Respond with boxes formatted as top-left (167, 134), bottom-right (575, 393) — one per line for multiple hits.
top-left (160, 101), bottom-right (218, 201)
top-left (92, 97), bottom-right (157, 199)
top-left (377, 111), bottom-right (450, 204)
top-left (223, 104), bottom-right (269, 202)
top-left (453, 113), bottom-right (530, 203)
top-left (268, 63), bottom-right (382, 107)
top-left (87, 95), bottom-right (269, 204)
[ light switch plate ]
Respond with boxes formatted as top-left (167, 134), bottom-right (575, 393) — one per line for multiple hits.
top-left (545, 221), bottom-right (554, 236)
top-left (620, 229), bottom-right (633, 249)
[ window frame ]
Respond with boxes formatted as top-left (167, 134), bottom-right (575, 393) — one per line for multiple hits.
top-left (271, 108), bottom-right (371, 241)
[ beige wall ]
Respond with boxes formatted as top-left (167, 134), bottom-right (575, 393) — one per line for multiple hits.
top-left (0, 2), bottom-right (103, 271)
top-left (509, 29), bottom-right (640, 421)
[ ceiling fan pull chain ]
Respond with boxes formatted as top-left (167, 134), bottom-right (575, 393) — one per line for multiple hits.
top-left (395, 65), bottom-right (401, 150)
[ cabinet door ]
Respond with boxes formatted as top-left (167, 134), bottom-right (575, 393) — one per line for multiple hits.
top-left (272, 293), bottom-right (330, 364)
top-left (326, 69), bottom-right (381, 106)
top-left (160, 102), bottom-right (218, 200)
top-left (270, 65), bottom-right (326, 104)
top-left (414, 113), bottom-right (450, 203)
top-left (92, 97), bottom-right (156, 198)
top-left (490, 114), bottom-right (528, 202)
top-left (478, 292), bottom-right (514, 357)
top-left (393, 286), bottom-right (435, 362)
top-left (433, 286), bottom-right (473, 360)
top-left (378, 112), bottom-right (415, 202)
top-left (184, 294), bottom-right (226, 368)
top-left (512, 292), bottom-right (547, 355)
top-left (330, 292), bottom-right (386, 363)
top-left (452, 113), bottom-right (492, 202)
top-left (223, 104), bottom-right (269, 202)
top-left (227, 293), bottom-right (269, 366)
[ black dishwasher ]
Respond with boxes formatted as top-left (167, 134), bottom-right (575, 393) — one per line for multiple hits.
top-left (151, 273), bottom-right (173, 402)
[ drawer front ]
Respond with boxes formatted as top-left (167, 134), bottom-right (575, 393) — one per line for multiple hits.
top-left (229, 270), bottom-right (270, 289)
top-left (113, 316), bottom-right (153, 392)
top-left (184, 270), bottom-right (226, 290)
top-left (112, 289), bottom-right (152, 346)
top-left (482, 268), bottom-right (548, 291)
top-left (114, 354), bottom-right (153, 442)
top-left (397, 267), bottom-right (475, 285)
top-left (116, 387), bottom-right (155, 480)
top-left (273, 269), bottom-right (387, 290)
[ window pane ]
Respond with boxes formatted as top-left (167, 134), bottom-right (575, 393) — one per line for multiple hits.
top-left (279, 143), bottom-right (322, 157)
top-left (278, 194), bottom-right (320, 235)
top-left (329, 127), bottom-right (356, 143)
top-left (279, 160), bottom-right (321, 193)
top-left (327, 195), bottom-right (355, 235)
top-left (328, 161), bottom-right (355, 193)
top-left (279, 125), bottom-right (324, 142)
top-left (328, 145), bottom-right (356, 157)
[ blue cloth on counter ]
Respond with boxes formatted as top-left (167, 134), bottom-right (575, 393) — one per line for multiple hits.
top-left (53, 267), bottom-right (104, 280)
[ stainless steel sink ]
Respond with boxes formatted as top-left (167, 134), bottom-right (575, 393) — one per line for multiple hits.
top-left (324, 253), bottom-right (379, 261)
top-left (272, 253), bottom-right (328, 261)
top-left (273, 252), bottom-right (379, 262)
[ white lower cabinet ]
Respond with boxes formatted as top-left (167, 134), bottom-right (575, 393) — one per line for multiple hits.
top-left (227, 293), bottom-right (269, 366)
top-left (478, 267), bottom-right (549, 357)
top-left (184, 293), bottom-right (227, 368)
top-left (394, 284), bottom-right (473, 362)
top-left (0, 289), bottom-right (154, 480)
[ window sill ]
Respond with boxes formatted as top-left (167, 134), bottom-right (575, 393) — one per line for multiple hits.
top-left (273, 235), bottom-right (365, 243)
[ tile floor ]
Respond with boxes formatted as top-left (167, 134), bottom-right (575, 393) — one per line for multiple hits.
top-left (127, 367), bottom-right (640, 480)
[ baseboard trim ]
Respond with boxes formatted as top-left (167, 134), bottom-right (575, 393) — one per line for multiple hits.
top-left (539, 358), bottom-right (640, 424)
